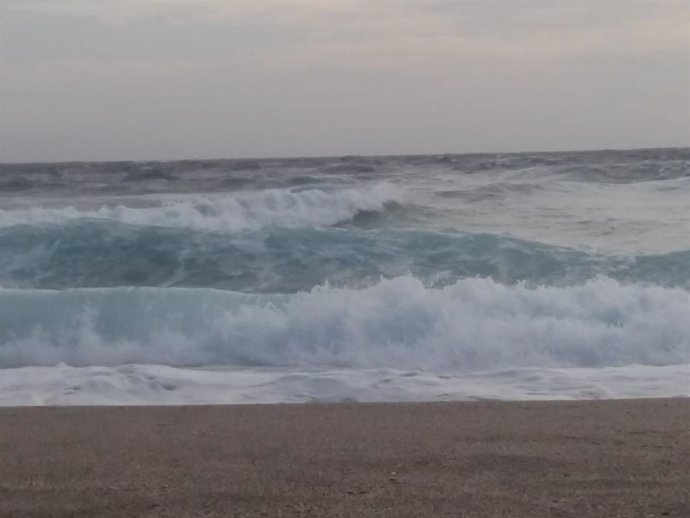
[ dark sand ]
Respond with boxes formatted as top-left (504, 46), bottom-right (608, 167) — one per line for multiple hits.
top-left (0, 399), bottom-right (688, 517)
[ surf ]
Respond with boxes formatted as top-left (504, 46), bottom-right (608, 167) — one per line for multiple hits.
top-left (0, 182), bottom-right (403, 231)
top-left (1, 223), bottom-right (688, 291)
top-left (1, 277), bottom-right (688, 370)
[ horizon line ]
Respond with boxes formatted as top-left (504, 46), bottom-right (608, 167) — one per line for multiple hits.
top-left (1, 145), bottom-right (688, 166)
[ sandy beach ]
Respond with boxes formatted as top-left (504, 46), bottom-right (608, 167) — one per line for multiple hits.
top-left (0, 399), bottom-right (688, 517)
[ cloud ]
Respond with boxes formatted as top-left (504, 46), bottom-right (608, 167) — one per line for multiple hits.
top-left (1, 0), bottom-right (687, 161)
top-left (3, 1), bottom-right (359, 23)
top-left (4, 0), bottom-right (686, 58)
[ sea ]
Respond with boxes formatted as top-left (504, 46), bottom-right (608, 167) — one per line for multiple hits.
top-left (0, 148), bottom-right (689, 405)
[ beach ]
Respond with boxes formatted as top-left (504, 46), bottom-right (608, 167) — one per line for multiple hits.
top-left (1, 398), bottom-right (688, 517)
top-left (2, 0), bottom-right (689, 515)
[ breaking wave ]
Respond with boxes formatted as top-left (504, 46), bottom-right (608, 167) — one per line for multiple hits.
top-left (2, 149), bottom-right (689, 405)
top-left (1, 277), bottom-right (688, 370)
top-left (0, 183), bottom-right (402, 232)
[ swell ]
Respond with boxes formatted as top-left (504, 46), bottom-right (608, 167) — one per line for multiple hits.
top-left (2, 149), bottom-right (687, 195)
top-left (1, 277), bottom-right (688, 370)
top-left (1, 222), bottom-right (688, 291)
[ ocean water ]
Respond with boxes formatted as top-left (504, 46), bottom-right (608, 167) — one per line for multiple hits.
top-left (1, 148), bottom-right (689, 405)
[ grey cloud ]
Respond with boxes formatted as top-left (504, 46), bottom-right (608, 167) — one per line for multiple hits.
top-left (1, 0), bottom-right (687, 161)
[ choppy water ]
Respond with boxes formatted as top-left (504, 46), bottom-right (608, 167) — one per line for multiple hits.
top-left (1, 148), bottom-right (689, 405)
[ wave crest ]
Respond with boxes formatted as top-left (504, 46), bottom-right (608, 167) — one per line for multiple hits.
top-left (1, 224), bottom-right (688, 291)
top-left (0, 183), bottom-right (402, 232)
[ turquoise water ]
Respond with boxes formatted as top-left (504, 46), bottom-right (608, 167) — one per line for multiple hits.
top-left (0, 148), bottom-right (688, 404)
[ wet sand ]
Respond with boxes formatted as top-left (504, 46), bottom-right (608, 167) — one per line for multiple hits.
top-left (0, 399), bottom-right (688, 517)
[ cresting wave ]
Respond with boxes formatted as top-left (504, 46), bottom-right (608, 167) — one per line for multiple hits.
top-left (0, 183), bottom-right (402, 232)
top-left (2, 224), bottom-right (690, 291)
top-left (1, 277), bottom-right (688, 370)
top-left (2, 149), bottom-right (688, 405)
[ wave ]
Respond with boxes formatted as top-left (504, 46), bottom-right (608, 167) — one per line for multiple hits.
top-left (1, 223), bottom-right (688, 291)
top-left (0, 183), bottom-right (402, 232)
top-left (2, 149), bottom-right (687, 199)
top-left (1, 277), bottom-right (688, 370)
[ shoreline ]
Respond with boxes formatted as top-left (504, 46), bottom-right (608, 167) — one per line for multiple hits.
top-left (1, 398), bottom-right (688, 517)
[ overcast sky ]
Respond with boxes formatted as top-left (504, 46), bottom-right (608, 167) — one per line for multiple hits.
top-left (1, 0), bottom-right (688, 162)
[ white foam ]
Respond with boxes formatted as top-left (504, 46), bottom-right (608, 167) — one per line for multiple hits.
top-left (1, 277), bottom-right (689, 370)
top-left (0, 183), bottom-right (402, 232)
top-left (0, 363), bottom-right (687, 406)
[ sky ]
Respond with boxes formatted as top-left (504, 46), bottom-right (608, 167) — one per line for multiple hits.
top-left (0, 0), bottom-right (688, 162)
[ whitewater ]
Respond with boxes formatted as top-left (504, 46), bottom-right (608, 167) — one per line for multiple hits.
top-left (0, 148), bottom-right (688, 405)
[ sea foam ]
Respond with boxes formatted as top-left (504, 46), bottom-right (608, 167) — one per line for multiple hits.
top-left (1, 277), bottom-right (688, 371)
top-left (1, 363), bottom-right (688, 406)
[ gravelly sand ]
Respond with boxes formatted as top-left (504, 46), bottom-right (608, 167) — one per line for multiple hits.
top-left (0, 399), bottom-right (688, 517)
